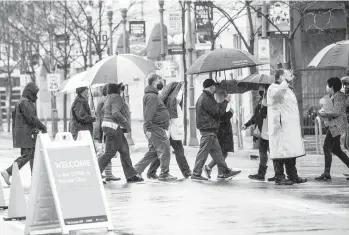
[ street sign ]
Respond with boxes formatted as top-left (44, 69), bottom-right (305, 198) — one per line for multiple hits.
top-left (47, 74), bottom-right (60, 92)
top-left (25, 131), bottom-right (114, 235)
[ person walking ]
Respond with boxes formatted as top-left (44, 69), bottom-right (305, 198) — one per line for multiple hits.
top-left (69, 87), bottom-right (96, 140)
top-left (315, 77), bottom-right (349, 181)
top-left (93, 84), bottom-right (120, 182)
top-left (98, 83), bottom-right (143, 183)
top-left (267, 69), bottom-right (307, 185)
top-left (191, 78), bottom-right (241, 181)
top-left (134, 73), bottom-right (177, 181)
top-left (1, 82), bottom-right (47, 186)
top-left (146, 82), bottom-right (192, 179)
top-left (203, 90), bottom-right (235, 179)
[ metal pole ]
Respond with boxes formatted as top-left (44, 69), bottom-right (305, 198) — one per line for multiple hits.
top-left (120, 8), bottom-right (134, 145)
top-left (159, 0), bottom-right (166, 60)
top-left (187, 0), bottom-right (198, 146)
top-left (49, 24), bottom-right (58, 138)
top-left (107, 10), bottom-right (113, 56)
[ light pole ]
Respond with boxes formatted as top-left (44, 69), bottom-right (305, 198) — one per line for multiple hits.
top-left (107, 0), bottom-right (113, 56)
top-left (186, 0), bottom-right (198, 146)
top-left (120, 8), bottom-right (134, 145)
top-left (48, 13), bottom-right (58, 138)
top-left (158, 0), bottom-right (166, 60)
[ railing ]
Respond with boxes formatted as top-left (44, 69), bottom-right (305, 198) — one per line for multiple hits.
top-left (237, 106), bottom-right (244, 149)
top-left (314, 116), bottom-right (323, 154)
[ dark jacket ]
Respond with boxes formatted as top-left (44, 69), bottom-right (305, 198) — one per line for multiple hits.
top-left (12, 82), bottom-right (47, 148)
top-left (196, 90), bottom-right (228, 133)
top-left (217, 111), bottom-right (234, 153)
top-left (143, 85), bottom-right (170, 132)
top-left (244, 100), bottom-right (267, 142)
top-left (93, 95), bottom-right (107, 142)
top-left (103, 94), bottom-right (131, 132)
top-left (69, 94), bottom-right (96, 140)
top-left (160, 82), bottom-right (183, 118)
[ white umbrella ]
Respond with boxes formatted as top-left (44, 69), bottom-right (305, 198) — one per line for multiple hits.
top-left (83, 54), bottom-right (157, 85)
top-left (58, 71), bottom-right (90, 93)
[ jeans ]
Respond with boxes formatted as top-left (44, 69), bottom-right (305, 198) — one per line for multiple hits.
top-left (208, 151), bottom-right (228, 175)
top-left (259, 138), bottom-right (269, 167)
top-left (134, 126), bottom-right (171, 177)
top-left (323, 130), bottom-right (349, 173)
top-left (193, 132), bottom-right (230, 176)
top-left (98, 127), bottom-right (137, 179)
top-left (273, 158), bottom-right (298, 181)
top-left (147, 138), bottom-right (191, 177)
top-left (6, 148), bottom-right (35, 176)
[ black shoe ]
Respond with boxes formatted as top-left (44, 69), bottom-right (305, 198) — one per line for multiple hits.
top-left (158, 174), bottom-right (177, 181)
top-left (147, 174), bottom-right (159, 180)
top-left (290, 177), bottom-right (307, 184)
top-left (105, 175), bottom-right (121, 181)
top-left (184, 172), bottom-right (192, 179)
top-left (275, 178), bottom-right (294, 185)
top-left (268, 176), bottom-right (276, 182)
top-left (127, 175), bottom-right (144, 183)
top-left (203, 165), bottom-right (212, 179)
top-left (221, 170), bottom-right (241, 180)
top-left (248, 173), bottom-right (265, 181)
top-left (315, 173), bottom-right (331, 181)
top-left (191, 174), bottom-right (208, 181)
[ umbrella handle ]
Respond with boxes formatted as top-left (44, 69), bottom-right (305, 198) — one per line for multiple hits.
top-left (89, 86), bottom-right (96, 112)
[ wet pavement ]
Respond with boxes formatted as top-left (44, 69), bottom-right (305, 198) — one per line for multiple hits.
top-left (0, 128), bottom-right (349, 234)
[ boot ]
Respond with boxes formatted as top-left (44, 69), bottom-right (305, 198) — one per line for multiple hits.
top-left (267, 176), bottom-right (276, 182)
top-left (248, 165), bottom-right (267, 181)
top-left (315, 167), bottom-right (331, 182)
top-left (275, 177), bottom-right (294, 185)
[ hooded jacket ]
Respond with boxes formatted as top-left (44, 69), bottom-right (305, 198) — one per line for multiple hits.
top-left (93, 85), bottom-right (108, 141)
top-left (12, 82), bottom-right (47, 148)
top-left (143, 85), bottom-right (170, 132)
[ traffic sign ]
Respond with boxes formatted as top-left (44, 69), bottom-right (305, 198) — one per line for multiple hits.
top-left (47, 74), bottom-right (61, 92)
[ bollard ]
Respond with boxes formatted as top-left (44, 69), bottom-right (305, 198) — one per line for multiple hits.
top-left (314, 116), bottom-right (323, 154)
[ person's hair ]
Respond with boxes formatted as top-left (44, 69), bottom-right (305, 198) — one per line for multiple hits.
top-left (102, 84), bottom-right (109, 96)
top-left (108, 83), bottom-right (122, 94)
top-left (275, 69), bottom-right (284, 81)
top-left (327, 77), bottom-right (342, 92)
top-left (147, 73), bottom-right (161, 85)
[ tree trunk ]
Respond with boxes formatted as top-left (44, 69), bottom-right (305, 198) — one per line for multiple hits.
top-left (6, 77), bottom-right (12, 133)
top-left (344, 2), bottom-right (349, 39)
top-left (181, 3), bottom-right (188, 145)
top-left (0, 92), bottom-right (3, 132)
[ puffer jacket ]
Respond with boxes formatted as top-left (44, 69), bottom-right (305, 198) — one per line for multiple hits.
top-left (12, 82), bottom-right (47, 148)
top-left (103, 93), bottom-right (131, 132)
top-left (196, 90), bottom-right (228, 133)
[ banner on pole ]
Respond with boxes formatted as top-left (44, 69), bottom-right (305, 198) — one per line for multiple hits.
top-left (129, 21), bottom-right (146, 55)
top-left (168, 11), bottom-right (183, 55)
top-left (194, 1), bottom-right (213, 50)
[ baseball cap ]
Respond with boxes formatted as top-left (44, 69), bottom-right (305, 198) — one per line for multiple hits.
top-left (203, 78), bottom-right (219, 88)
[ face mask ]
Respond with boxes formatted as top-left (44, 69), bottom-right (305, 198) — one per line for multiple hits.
top-left (259, 91), bottom-right (264, 97)
top-left (156, 82), bottom-right (164, 90)
top-left (326, 85), bottom-right (332, 94)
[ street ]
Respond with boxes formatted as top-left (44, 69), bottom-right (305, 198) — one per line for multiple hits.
top-left (0, 127), bottom-right (349, 235)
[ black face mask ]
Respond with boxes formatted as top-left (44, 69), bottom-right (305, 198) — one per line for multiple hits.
top-left (156, 82), bottom-right (164, 91)
top-left (259, 91), bottom-right (264, 97)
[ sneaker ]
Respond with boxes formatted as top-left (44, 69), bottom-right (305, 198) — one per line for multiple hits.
top-left (184, 172), bottom-right (192, 179)
top-left (105, 175), bottom-right (121, 181)
top-left (1, 170), bottom-right (11, 186)
top-left (203, 165), bottom-right (212, 179)
top-left (248, 173), bottom-right (265, 181)
top-left (191, 174), bottom-right (208, 181)
top-left (147, 174), bottom-right (159, 180)
top-left (315, 173), bottom-right (331, 181)
top-left (127, 175), bottom-right (144, 183)
top-left (223, 170), bottom-right (241, 179)
top-left (158, 174), bottom-right (177, 181)
top-left (268, 176), bottom-right (276, 182)
top-left (290, 177), bottom-right (307, 184)
top-left (275, 178), bottom-right (294, 185)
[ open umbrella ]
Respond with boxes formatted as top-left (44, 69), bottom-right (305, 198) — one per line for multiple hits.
top-left (83, 54), bottom-right (157, 85)
top-left (216, 79), bottom-right (251, 94)
top-left (308, 39), bottom-right (349, 68)
top-left (57, 71), bottom-right (89, 93)
top-left (237, 73), bottom-right (275, 90)
top-left (187, 48), bottom-right (265, 75)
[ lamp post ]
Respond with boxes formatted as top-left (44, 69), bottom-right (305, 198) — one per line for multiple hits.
top-left (120, 8), bottom-right (134, 145)
top-left (106, 0), bottom-right (113, 56)
top-left (48, 13), bottom-right (58, 138)
top-left (158, 0), bottom-right (166, 60)
top-left (186, 0), bottom-right (198, 146)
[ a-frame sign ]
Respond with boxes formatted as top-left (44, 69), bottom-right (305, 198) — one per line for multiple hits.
top-left (25, 131), bottom-right (114, 235)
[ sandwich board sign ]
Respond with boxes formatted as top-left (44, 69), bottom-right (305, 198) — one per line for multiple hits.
top-left (25, 131), bottom-right (114, 235)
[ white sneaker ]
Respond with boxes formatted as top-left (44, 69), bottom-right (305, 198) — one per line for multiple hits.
top-left (1, 170), bottom-right (11, 186)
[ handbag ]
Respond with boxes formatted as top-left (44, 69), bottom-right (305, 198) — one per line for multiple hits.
top-left (253, 125), bottom-right (261, 138)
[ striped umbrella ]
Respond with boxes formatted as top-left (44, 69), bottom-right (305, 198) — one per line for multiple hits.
top-left (308, 40), bottom-right (349, 68)
top-left (187, 48), bottom-right (266, 75)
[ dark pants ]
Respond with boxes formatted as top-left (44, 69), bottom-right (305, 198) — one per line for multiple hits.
top-left (193, 132), bottom-right (230, 176)
top-left (273, 158), bottom-right (299, 181)
top-left (98, 127), bottom-right (137, 179)
top-left (147, 138), bottom-right (192, 177)
top-left (6, 148), bottom-right (35, 176)
top-left (134, 126), bottom-right (171, 177)
top-left (323, 130), bottom-right (349, 173)
top-left (208, 151), bottom-right (228, 175)
top-left (259, 138), bottom-right (269, 167)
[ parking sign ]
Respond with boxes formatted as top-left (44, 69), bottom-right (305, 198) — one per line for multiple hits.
top-left (47, 74), bottom-right (60, 92)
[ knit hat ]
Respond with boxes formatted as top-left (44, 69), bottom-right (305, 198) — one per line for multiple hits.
top-left (203, 78), bottom-right (219, 89)
top-left (76, 86), bottom-right (88, 95)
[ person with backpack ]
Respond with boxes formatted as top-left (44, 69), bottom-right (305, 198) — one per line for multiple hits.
top-left (1, 82), bottom-right (47, 186)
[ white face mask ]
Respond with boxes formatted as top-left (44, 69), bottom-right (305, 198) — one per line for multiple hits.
top-left (326, 85), bottom-right (333, 94)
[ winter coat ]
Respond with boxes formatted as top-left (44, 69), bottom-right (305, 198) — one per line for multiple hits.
top-left (12, 82), bottom-right (47, 148)
top-left (93, 96), bottom-right (107, 142)
top-left (196, 90), bottom-right (228, 133)
top-left (267, 80), bottom-right (305, 159)
top-left (217, 111), bottom-right (234, 153)
top-left (143, 85), bottom-right (170, 132)
top-left (103, 94), bottom-right (131, 132)
top-left (319, 91), bottom-right (349, 137)
top-left (69, 94), bottom-right (96, 140)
